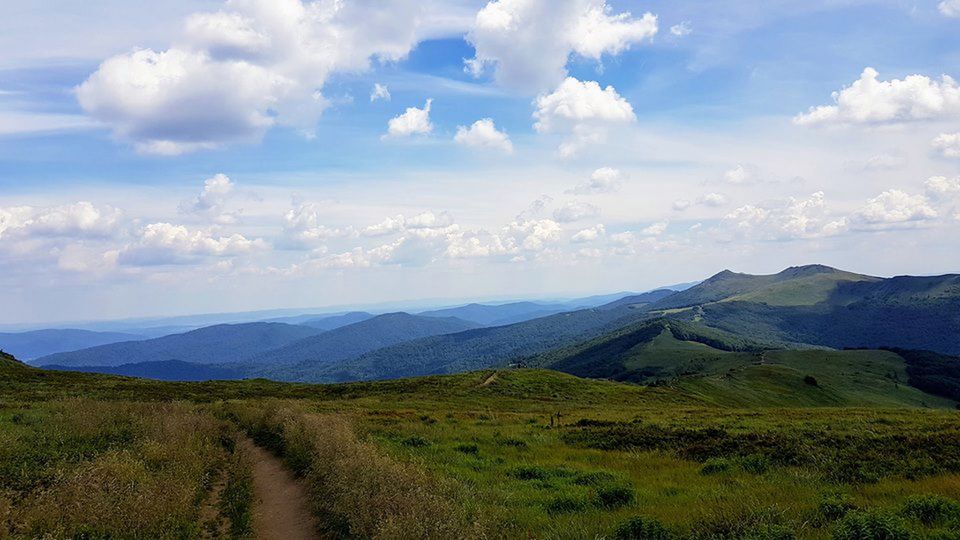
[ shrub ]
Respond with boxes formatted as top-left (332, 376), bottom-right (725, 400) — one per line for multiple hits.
top-left (833, 509), bottom-right (910, 540)
top-left (614, 516), bottom-right (672, 540)
top-left (401, 435), bottom-right (430, 448)
top-left (497, 437), bottom-right (528, 449)
top-left (574, 470), bottom-right (618, 486)
top-left (744, 524), bottom-right (796, 540)
top-left (454, 443), bottom-right (479, 455)
top-left (819, 492), bottom-right (857, 522)
top-left (700, 458), bottom-right (731, 475)
top-left (804, 375), bottom-right (819, 387)
top-left (740, 454), bottom-right (771, 474)
top-left (901, 494), bottom-right (960, 526)
top-left (594, 485), bottom-right (636, 509)
top-left (546, 495), bottom-right (589, 515)
top-left (509, 465), bottom-right (572, 481)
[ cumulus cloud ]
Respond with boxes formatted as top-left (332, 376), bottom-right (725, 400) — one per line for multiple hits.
top-left (670, 21), bottom-right (692, 36)
top-left (0, 201), bottom-right (122, 240)
top-left (933, 132), bottom-right (960, 158)
top-left (641, 221), bottom-right (668, 236)
top-left (794, 68), bottom-right (960, 127)
top-left (77, 0), bottom-right (431, 153)
top-left (370, 83), bottom-right (391, 102)
top-left (282, 201), bottom-right (352, 248)
top-left (362, 211), bottom-right (454, 237)
top-left (862, 153), bottom-right (907, 171)
top-left (722, 192), bottom-right (845, 240)
top-left (465, 0), bottom-right (657, 92)
top-left (553, 201), bottom-right (601, 222)
top-left (385, 99), bottom-right (433, 138)
top-left (571, 224), bottom-right (605, 242)
top-left (925, 175), bottom-right (960, 198)
top-left (940, 0), bottom-right (960, 17)
top-left (722, 164), bottom-right (758, 184)
top-left (454, 118), bottom-right (513, 153)
top-left (568, 167), bottom-right (622, 194)
top-left (672, 199), bottom-right (691, 211)
top-left (851, 190), bottom-right (938, 226)
top-left (120, 222), bottom-right (267, 265)
top-left (673, 192), bottom-right (725, 211)
top-left (533, 77), bottom-right (636, 156)
top-left (179, 173), bottom-right (238, 223)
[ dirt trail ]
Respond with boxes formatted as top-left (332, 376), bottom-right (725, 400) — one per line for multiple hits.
top-left (241, 439), bottom-right (321, 540)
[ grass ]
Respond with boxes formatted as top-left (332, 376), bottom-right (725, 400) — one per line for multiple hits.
top-left (1, 358), bottom-right (959, 538)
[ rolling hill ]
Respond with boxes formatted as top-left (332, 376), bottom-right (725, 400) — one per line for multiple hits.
top-left (243, 313), bottom-right (482, 378)
top-left (0, 329), bottom-right (144, 361)
top-left (43, 359), bottom-right (245, 381)
top-left (417, 301), bottom-right (569, 326)
top-left (642, 265), bottom-right (960, 354)
top-left (34, 322), bottom-right (322, 368)
top-left (290, 306), bottom-right (652, 383)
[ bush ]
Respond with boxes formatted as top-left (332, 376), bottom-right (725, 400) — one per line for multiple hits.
top-left (546, 495), bottom-right (589, 515)
top-left (833, 509), bottom-right (910, 540)
top-left (594, 485), bottom-right (635, 509)
top-left (819, 492), bottom-right (857, 522)
top-left (700, 458), bottom-right (731, 475)
top-left (509, 465), bottom-right (572, 481)
top-left (804, 375), bottom-right (819, 387)
top-left (614, 516), bottom-right (672, 540)
top-left (901, 494), bottom-right (960, 526)
top-left (454, 443), bottom-right (479, 455)
top-left (740, 454), bottom-right (771, 474)
top-left (401, 435), bottom-right (430, 448)
top-left (745, 525), bottom-right (796, 540)
top-left (496, 437), bottom-right (528, 449)
top-left (574, 470), bottom-right (618, 486)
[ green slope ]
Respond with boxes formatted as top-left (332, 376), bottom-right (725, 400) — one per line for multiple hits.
top-left (539, 319), bottom-right (764, 383)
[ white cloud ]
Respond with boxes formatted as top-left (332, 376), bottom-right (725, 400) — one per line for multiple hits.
top-left (862, 153), bottom-right (907, 170)
top-left (933, 132), bottom-right (960, 158)
top-left (454, 118), bottom-right (513, 153)
top-left (722, 164), bottom-right (758, 184)
top-left (571, 224), bottom-right (605, 242)
top-left (670, 21), bottom-right (692, 37)
top-left (0, 201), bottom-right (122, 240)
top-left (640, 221), bottom-right (668, 236)
top-left (78, 0), bottom-right (432, 153)
top-left (180, 173), bottom-right (238, 223)
top-left (722, 191), bottom-right (844, 240)
top-left (568, 167), bottom-right (622, 194)
top-left (794, 68), bottom-right (960, 127)
top-left (672, 199), bottom-right (691, 211)
top-left (940, 0), bottom-right (960, 17)
top-left (121, 222), bottom-right (268, 265)
top-left (465, 0), bottom-right (657, 92)
top-left (533, 77), bottom-right (636, 156)
top-left (925, 176), bottom-right (960, 198)
top-left (362, 211), bottom-right (454, 237)
top-left (385, 99), bottom-right (433, 138)
top-left (699, 193), bottom-right (728, 207)
top-left (553, 201), bottom-right (601, 222)
top-left (370, 83), bottom-right (391, 102)
top-left (281, 201), bottom-right (351, 247)
top-left (852, 189), bottom-right (938, 226)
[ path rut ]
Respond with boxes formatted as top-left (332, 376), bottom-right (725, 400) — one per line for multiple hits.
top-left (241, 439), bottom-right (321, 540)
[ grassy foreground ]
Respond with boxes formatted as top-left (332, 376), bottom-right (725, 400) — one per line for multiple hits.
top-left (1, 355), bottom-right (959, 538)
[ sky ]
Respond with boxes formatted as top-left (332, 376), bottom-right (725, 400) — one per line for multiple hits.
top-left (1, 0), bottom-right (959, 325)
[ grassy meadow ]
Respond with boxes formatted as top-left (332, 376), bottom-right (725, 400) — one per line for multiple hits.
top-left (1, 353), bottom-right (960, 538)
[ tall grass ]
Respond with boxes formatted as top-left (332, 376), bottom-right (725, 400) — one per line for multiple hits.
top-left (0, 400), bottom-right (249, 539)
top-left (225, 402), bottom-right (487, 539)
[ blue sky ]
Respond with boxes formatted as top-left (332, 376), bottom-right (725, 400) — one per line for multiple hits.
top-left (1, 0), bottom-right (959, 325)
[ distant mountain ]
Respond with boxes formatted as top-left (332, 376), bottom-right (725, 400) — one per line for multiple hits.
top-left (0, 329), bottom-right (144, 361)
top-left (299, 311), bottom-right (375, 330)
top-left (250, 313), bottom-right (481, 378)
top-left (598, 289), bottom-right (677, 310)
top-left (418, 302), bottom-right (569, 326)
top-left (42, 360), bottom-right (245, 382)
top-left (295, 306), bottom-right (650, 383)
top-left (35, 322), bottom-right (322, 368)
top-left (643, 265), bottom-right (960, 354)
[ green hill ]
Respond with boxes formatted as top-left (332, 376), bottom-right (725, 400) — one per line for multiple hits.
top-left (643, 265), bottom-right (960, 355)
top-left (0, 350), bottom-right (27, 370)
top-left (538, 319), bottom-right (763, 383)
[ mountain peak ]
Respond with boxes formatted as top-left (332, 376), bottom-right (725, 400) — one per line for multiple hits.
top-left (777, 264), bottom-right (839, 277)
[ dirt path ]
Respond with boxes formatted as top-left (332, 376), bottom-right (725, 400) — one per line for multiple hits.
top-left (240, 439), bottom-right (321, 540)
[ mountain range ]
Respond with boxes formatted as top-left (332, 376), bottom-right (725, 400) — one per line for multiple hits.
top-left (21, 265), bottom-right (960, 388)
